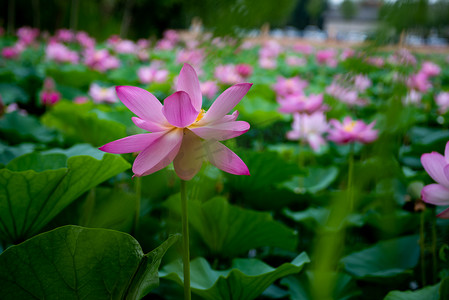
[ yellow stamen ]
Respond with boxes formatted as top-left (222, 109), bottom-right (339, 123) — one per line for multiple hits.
top-left (195, 109), bottom-right (206, 122)
top-left (343, 121), bottom-right (357, 132)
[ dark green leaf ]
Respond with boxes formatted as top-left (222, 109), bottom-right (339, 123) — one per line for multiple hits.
top-left (0, 226), bottom-right (179, 299)
top-left (161, 252), bottom-right (310, 300)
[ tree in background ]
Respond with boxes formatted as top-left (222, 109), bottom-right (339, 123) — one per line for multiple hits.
top-left (306, 0), bottom-right (326, 25)
top-left (340, 0), bottom-right (358, 20)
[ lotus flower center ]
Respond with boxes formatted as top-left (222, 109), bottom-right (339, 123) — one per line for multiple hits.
top-left (343, 121), bottom-right (357, 132)
top-left (195, 109), bottom-right (206, 122)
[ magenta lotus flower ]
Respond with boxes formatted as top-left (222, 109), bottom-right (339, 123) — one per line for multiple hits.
top-left (99, 63), bottom-right (252, 180)
top-left (353, 75), bottom-right (372, 93)
top-left (286, 56), bottom-right (306, 67)
top-left (200, 81), bottom-right (219, 100)
top-left (40, 78), bottom-right (61, 106)
top-left (421, 141), bottom-right (449, 218)
top-left (46, 42), bottom-right (79, 64)
top-left (328, 117), bottom-right (378, 144)
top-left (278, 93), bottom-right (324, 114)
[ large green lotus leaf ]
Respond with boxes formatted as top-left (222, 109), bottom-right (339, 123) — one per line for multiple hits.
top-left (340, 235), bottom-right (420, 280)
top-left (165, 196), bottom-right (297, 257)
top-left (0, 226), bottom-right (179, 300)
top-left (384, 283), bottom-right (440, 300)
top-left (0, 111), bottom-right (59, 144)
top-left (46, 64), bottom-right (101, 88)
top-left (0, 142), bottom-right (36, 166)
top-left (225, 151), bottom-right (301, 210)
top-left (0, 149), bottom-right (130, 244)
top-left (41, 101), bottom-right (126, 147)
top-left (160, 252), bottom-right (310, 300)
top-left (281, 166), bottom-right (339, 194)
top-left (0, 83), bottom-right (29, 104)
top-left (281, 272), bottom-right (361, 300)
top-left (284, 207), bottom-right (365, 231)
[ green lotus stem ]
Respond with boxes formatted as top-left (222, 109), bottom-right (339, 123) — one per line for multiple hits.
top-left (133, 176), bottom-right (141, 234)
top-left (419, 211), bottom-right (426, 286)
top-left (181, 180), bottom-right (191, 300)
top-left (348, 143), bottom-right (354, 212)
top-left (431, 213), bottom-right (437, 283)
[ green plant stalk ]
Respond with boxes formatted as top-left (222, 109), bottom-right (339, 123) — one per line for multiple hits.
top-left (181, 180), bottom-right (191, 300)
top-left (431, 213), bottom-right (437, 283)
top-left (348, 144), bottom-right (355, 211)
top-left (133, 176), bottom-right (141, 235)
top-left (420, 211), bottom-right (426, 286)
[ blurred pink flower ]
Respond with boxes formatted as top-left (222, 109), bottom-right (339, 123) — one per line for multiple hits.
top-left (407, 72), bottom-right (432, 93)
top-left (316, 49), bottom-right (337, 67)
top-left (55, 29), bottom-right (74, 42)
top-left (258, 57), bottom-right (277, 69)
top-left (326, 83), bottom-right (367, 106)
top-left (421, 141), bottom-right (449, 218)
top-left (273, 76), bottom-right (308, 98)
top-left (215, 64), bottom-right (243, 85)
top-left (287, 112), bottom-right (328, 151)
top-left (293, 43), bottom-right (314, 55)
top-left (40, 78), bottom-right (61, 106)
top-left (235, 64), bottom-right (253, 79)
top-left (76, 31), bottom-right (96, 48)
top-left (84, 49), bottom-right (120, 72)
top-left (353, 75), bottom-right (371, 92)
top-left (1, 45), bottom-right (22, 59)
top-left (286, 56), bottom-right (306, 67)
top-left (114, 40), bottom-right (137, 54)
top-left (436, 92), bottom-right (449, 114)
top-left (17, 27), bottom-right (39, 45)
top-left (278, 93), bottom-right (324, 114)
top-left (89, 83), bottom-right (118, 103)
top-left (99, 63), bottom-right (252, 180)
top-left (74, 96), bottom-right (89, 104)
top-left (403, 90), bottom-right (422, 106)
top-left (341, 48), bottom-right (355, 60)
top-left (421, 61), bottom-right (441, 77)
top-left (200, 81), bottom-right (219, 100)
top-left (328, 117), bottom-right (378, 144)
top-left (46, 42), bottom-right (79, 64)
top-left (366, 56), bottom-right (384, 67)
top-left (137, 65), bottom-right (169, 84)
top-left (176, 49), bottom-right (204, 71)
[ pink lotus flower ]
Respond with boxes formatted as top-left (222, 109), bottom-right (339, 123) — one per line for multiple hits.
top-left (293, 43), bottom-right (313, 55)
top-left (17, 27), bottom-right (39, 45)
top-left (114, 40), bottom-right (137, 54)
top-left (89, 83), bottom-right (118, 103)
top-left (436, 92), bottom-right (449, 114)
top-left (55, 29), bottom-right (74, 43)
top-left (421, 61), bottom-right (441, 77)
top-left (407, 72), bottom-right (432, 93)
top-left (272, 76), bottom-right (308, 98)
top-left (340, 48), bottom-right (355, 60)
top-left (326, 83), bottom-right (367, 106)
top-left (76, 31), bottom-right (95, 49)
top-left (328, 117), bottom-right (378, 144)
top-left (200, 81), bottom-right (219, 100)
top-left (353, 75), bottom-right (371, 93)
top-left (287, 112), bottom-right (328, 151)
top-left (366, 56), bottom-right (384, 67)
top-left (137, 66), bottom-right (169, 84)
top-left (258, 57), bottom-right (277, 69)
top-left (84, 49), bottom-right (120, 72)
top-left (286, 56), bottom-right (306, 67)
top-left (421, 141), bottom-right (449, 218)
top-left (316, 49), bottom-right (337, 67)
top-left (40, 78), bottom-right (61, 105)
top-left (235, 64), bottom-right (253, 79)
top-left (278, 93), bottom-right (324, 114)
top-left (99, 64), bottom-right (252, 180)
top-left (46, 42), bottom-right (79, 64)
top-left (215, 65), bottom-right (243, 85)
top-left (1, 44), bottom-right (22, 59)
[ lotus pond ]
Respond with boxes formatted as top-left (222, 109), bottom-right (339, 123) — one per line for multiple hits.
top-left (0, 28), bottom-right (449, 299)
